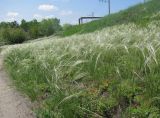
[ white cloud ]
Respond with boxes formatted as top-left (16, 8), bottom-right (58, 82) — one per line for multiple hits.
top-left (38, 4), bottom-right (58, 11)
top-left (60, 10), bottom-right (73, 16)
top-left (7, 12), bottom-right (19, 17)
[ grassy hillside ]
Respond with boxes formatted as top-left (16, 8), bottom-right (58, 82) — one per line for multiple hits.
top-left (2, 0), bottom-right (160, 117)
top-left (3, 20), bottom-right (160, 117)
top-left (62, 0), bottom-right (160, 36)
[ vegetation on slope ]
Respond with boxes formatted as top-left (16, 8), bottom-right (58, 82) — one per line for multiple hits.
top-left (2, 0), bottom-right (160, 117)
top-left (3, 20), bottom-right (160, 117)
top-left (62, 0), bottom-right (160, 36)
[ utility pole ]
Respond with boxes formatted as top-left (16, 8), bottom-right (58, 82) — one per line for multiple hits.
top-left (99, 0), bottom-right (111, 15)
top-left (108, 0), bottom-right (110, 15)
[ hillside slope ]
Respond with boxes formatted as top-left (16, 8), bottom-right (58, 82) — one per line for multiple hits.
top-left (2, 0), bottom-right (160, 117)
top-left (62, 0), bottom-right (160, 36)
top-left (3, 20), bottom-right (160, 117)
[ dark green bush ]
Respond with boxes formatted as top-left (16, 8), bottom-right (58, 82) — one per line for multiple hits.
top-left (40, 18), bottom-right (62, 36)
top-left (2, 28), bottom-right (28, 44)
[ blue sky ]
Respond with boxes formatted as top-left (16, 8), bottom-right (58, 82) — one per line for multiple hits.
top-left (0, 0), bottom-right (144, 24)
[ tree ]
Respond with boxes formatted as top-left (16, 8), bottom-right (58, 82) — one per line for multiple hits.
top-left (2, 28), bottom-right (28, 44)
top-left (21, 19), bottom-right (28, 32)
top-left (0, 22), bottom-right (9, 28)
top-left (40, 18), bottom-right (61, 36)
top-left (0, 17), bottom-right (62, 44)
top-left (28, 19), bottom-right (40, 38)
top-left (10, 21), bottom-right (19, 28)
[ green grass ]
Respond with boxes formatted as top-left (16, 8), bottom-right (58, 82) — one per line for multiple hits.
top-left (2, 0), bottom-right (160, 117)
top-left (62, 0), bottom-right (160, 37)
top-left (3, 20), bottom-right (160, 117)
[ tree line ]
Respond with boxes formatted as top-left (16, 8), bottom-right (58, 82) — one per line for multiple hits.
top-left (0, 18), bottom-right (62, 44)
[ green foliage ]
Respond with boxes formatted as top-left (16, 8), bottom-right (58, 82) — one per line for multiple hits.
top-left (2, 0), bottom-right (160, 117)
top-left (1, 28), bottom-right (28, 44)
top-left (40, 18), bottom-right (62, 36)
top-left (124, 106), bottom-right (160, 118)
top-left (0, 18), bottom-right (62, 45)
top-left (0, 29), bottom-right (4, 45)
top-left (4, 20), bottom-right (160, 117)
top-left (20, 18), bottom-right (62, 38)
top-left (62, 24), bottom-right (72, 31)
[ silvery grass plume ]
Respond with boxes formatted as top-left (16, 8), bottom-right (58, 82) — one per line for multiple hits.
top-left (2, 20), bottom-right (160, 117)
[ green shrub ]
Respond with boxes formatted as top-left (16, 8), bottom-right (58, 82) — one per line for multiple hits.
top-left (0, 29), bottom-right (5, 46)
top-left (2, 28), bottom-right (28, 44)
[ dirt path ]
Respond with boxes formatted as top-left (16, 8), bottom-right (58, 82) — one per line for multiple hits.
top-left (0, 55), bottom-right (35, 118)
